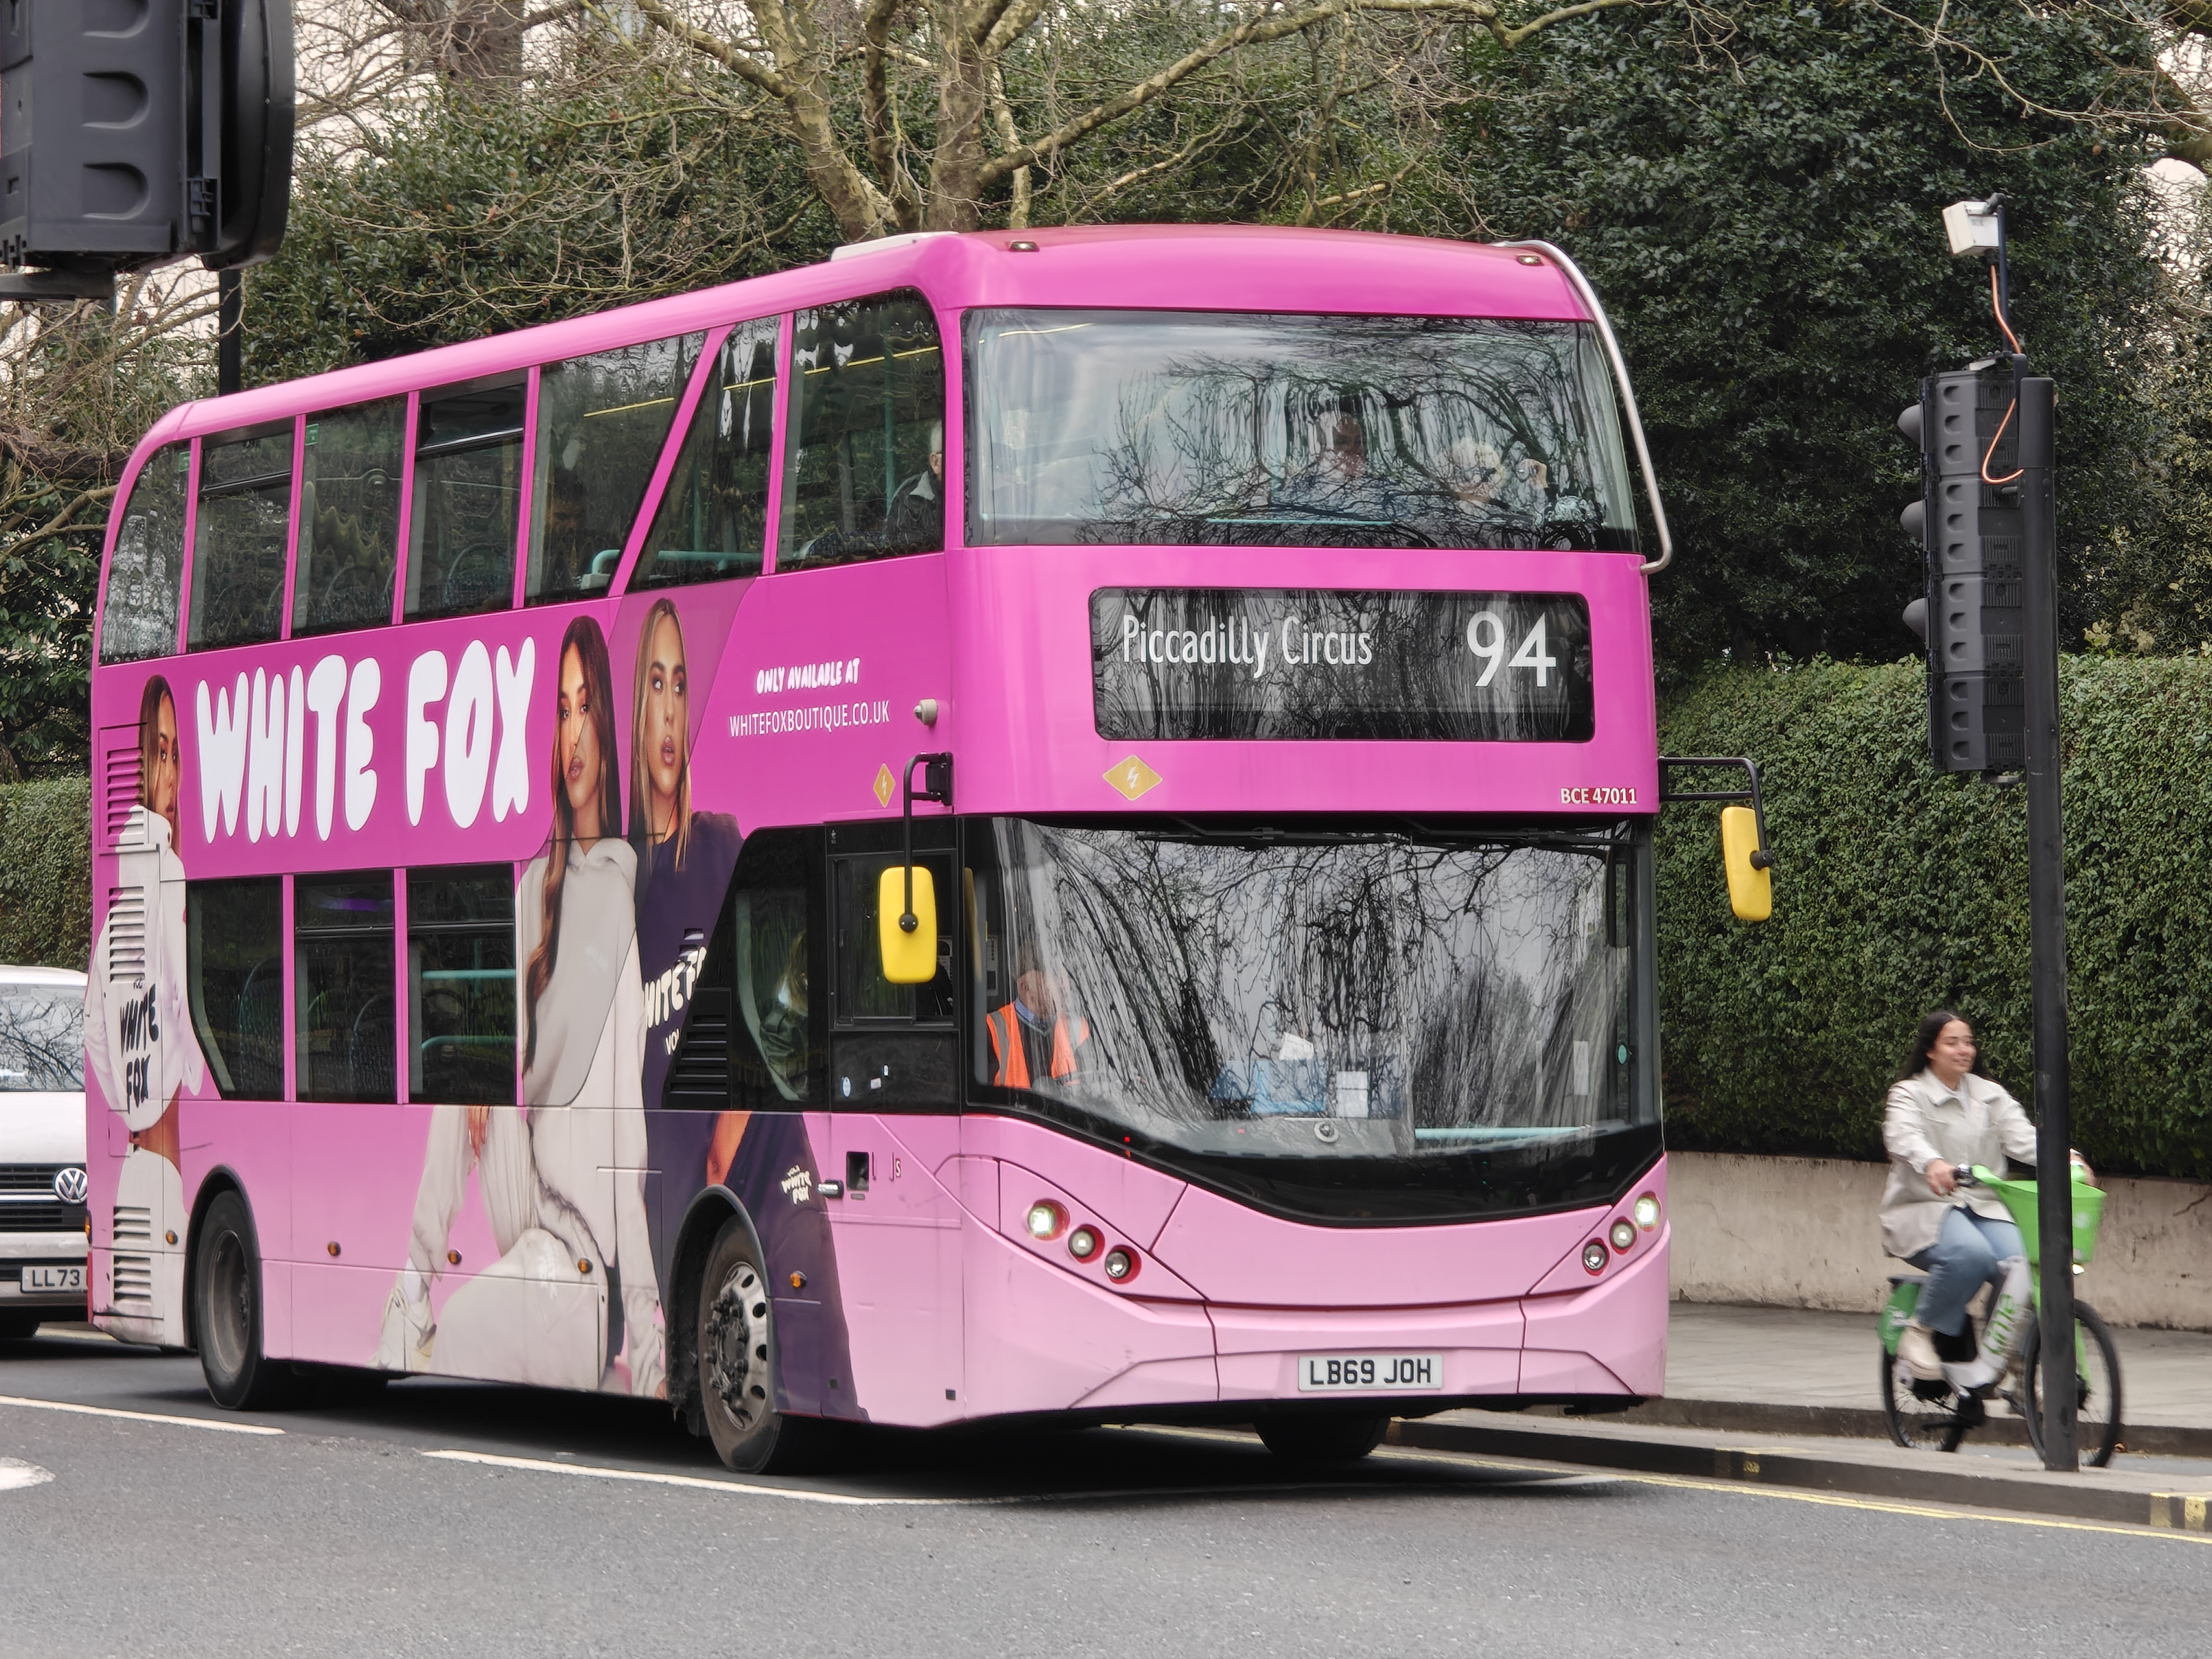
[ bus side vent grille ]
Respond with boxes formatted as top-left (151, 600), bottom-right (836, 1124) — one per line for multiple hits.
top-left (105, 888), bottom-right (147, 984)
top-left (112, 1205), bottom-right (153, 1242)
top-left (103, 738), bottom-right (144, 849)
top-left (663, 986), bottom-right (731, 1109)
top-left (112, 1255), bottom-right (154, 1305)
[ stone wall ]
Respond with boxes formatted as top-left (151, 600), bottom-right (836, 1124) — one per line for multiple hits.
top-left (1668, 1151), bottom-right (2212, 1332)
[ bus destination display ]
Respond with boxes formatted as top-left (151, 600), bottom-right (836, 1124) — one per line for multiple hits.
top-left (1091, 587), bottom-right (1594, 741)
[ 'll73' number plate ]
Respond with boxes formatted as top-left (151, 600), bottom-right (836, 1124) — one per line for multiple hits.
top-left (1297, 1353), bottom-right (1441, 1392)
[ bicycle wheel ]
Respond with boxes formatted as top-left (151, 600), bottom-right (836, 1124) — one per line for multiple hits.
top-left (1879, 1339), bottom-right (1970, 1453)
top-left (2022, 1300), bottom-right (2123, 1469)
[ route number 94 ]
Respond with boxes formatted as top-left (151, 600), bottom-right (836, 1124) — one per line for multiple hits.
top-left (1467, 611), bottom-right (1557, 688)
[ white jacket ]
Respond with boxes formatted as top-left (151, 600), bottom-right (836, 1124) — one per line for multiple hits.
top-left (83, 808), bottom-right (205, 1128)
top-left (1879, 1068), bottom-right (2038, 1259)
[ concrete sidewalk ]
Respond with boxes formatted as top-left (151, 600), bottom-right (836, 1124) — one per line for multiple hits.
top-left (1405, 1300), bottom-right (2212, 1527)
top-left (1634, 1301), bottom-right (2212, 1453)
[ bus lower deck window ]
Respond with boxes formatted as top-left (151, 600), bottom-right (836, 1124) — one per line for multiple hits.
top-left (185, 879), bottom-right (284, 1100)
top-left (295, 873), bottom-right (397, 1104)
top-left (406, 865), bottom-right (517, 1107)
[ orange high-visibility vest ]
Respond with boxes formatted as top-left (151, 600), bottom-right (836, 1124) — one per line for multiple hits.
top-left (986, 1003), bottom-right (1087, 1088)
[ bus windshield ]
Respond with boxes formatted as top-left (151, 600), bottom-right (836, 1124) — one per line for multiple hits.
top-left (970, 819), bottom-right (1654, 1221)
top-left (965, 309), bottom-right (1637, 551)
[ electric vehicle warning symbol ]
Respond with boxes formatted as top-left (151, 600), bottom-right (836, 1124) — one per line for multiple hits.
top-left (873, 764), bottom-right (895, 806)
top-left (1105, 756), bottom-right (1162, 800)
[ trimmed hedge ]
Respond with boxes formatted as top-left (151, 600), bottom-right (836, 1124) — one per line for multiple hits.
top-left (1656, 658), bottom-right (2212, 1179)
top-left (0, 778), bottom-right (89, 972)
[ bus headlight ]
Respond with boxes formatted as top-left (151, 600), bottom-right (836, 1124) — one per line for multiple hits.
top-left (1103, 1247), bottom-right (1139, 1283)
top-left (1582, 1240), bottom-right (1608, 1274)
top-left (1633, 1193), bottom-right (1661, 1231)
top-left (1609, 1219), bottom-right (1637, 1254)
top-left (1026, 1201), bottom-right (1067, 1240)
top-left (1069, 1226), bottom-right (1100, 1260)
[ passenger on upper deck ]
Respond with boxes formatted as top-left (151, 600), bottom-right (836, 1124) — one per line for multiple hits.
top-left (882, 421), bottom-right (945, 551)
top-left (986, 942), bottom-right (1091, 1090)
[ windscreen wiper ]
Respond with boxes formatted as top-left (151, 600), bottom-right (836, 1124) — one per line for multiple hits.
top-left (1199, 505), bottom-right (1438, 549)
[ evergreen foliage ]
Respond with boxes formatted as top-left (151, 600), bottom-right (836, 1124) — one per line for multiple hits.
top-left (1657, 657), bottom-right (2212, 1179)
top-left (0, 779), bottom-right (91, 970)
top-left (1442, 1), bottom-right (2173, 673)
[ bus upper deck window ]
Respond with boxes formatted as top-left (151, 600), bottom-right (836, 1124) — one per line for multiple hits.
top-left (963, 310), bottom-right (1638, 553)
top-left (100, 443), bottom-right (190, 663)
top-left (407, 379), bottom-right (524, 623)
top-left (779, 290), bottom-right (945, 571)
top-left (294, 399), bottom-right (405, 637)
top-left (632, 317), bottom-right (779, 590)
top-left (189, 426), bottom-right (294, 651)
top-left (528, 331), bottom-right (704, 604)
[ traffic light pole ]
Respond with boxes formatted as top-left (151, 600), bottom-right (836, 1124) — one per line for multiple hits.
top-left (218, 270), bottom-right (242, 397)
top-left (2018, 374), bottom-right (2078, 1472)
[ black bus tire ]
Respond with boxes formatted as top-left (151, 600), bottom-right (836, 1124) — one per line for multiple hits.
top-left (194, 1190), bottom-right (295, 1412)
top-left (696, 1217), bottom-right (827, 1475)
top-left (1257, 1413), bottom-right (1390, 1464)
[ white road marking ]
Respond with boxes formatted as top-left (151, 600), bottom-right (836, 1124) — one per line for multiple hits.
top-left (422, 1449), bottom-right (956, 1505)
top-left (0, 1457), bottom-right (53, 1490)
top-left (0, 1394), bottom-right (284, 1435)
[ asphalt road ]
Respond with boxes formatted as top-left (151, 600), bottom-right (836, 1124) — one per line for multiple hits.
top-left (0, 1328), bottom-right (2204, 1659)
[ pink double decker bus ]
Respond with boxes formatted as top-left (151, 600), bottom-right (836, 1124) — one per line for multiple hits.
top-left (85, 226), bottom-right (1678, 1469)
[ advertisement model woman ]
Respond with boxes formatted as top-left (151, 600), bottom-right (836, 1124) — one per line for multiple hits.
top-left (378, 618), bottom-right (666, 1395)
top-left (629, 597), bottom-right (742, 1114)
top-left (85, 677), bottom-right (208, 1343)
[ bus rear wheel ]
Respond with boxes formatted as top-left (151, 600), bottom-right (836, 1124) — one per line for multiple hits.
top-left (697, 1218), bottom-right (824, 1475)
top-left (1257, 1413), bottom-right (1390, 1464)
top-left (194, 1191), bottom-right (294, 1411)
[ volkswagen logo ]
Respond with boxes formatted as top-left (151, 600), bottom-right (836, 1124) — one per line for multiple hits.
top-left (52, 1167), bottom-right (88, 1206)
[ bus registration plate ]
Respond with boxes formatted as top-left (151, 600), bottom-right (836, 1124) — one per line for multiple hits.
top-left (1297, 1353), bottom-right (1441, 1392)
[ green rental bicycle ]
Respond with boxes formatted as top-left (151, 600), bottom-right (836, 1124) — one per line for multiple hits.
top-left (1879, 1164), bottom-right (2123, 1467)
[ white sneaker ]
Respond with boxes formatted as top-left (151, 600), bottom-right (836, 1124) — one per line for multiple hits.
top-left (372, 1283), bottom-right (435, 1373)
top-left (1898, 1321), bottom-right (1943, 1382)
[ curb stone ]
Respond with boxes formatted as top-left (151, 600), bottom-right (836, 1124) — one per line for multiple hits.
top-left (1385, 1415), bottom-right (2212, 1531)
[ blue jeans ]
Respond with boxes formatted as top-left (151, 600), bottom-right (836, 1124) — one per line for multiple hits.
top-left (1907, 1206), bottom-right (2026, 1337)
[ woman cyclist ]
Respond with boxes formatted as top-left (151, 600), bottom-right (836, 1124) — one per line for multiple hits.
top-left (1881, 1010), bottom-right (2086, 1381)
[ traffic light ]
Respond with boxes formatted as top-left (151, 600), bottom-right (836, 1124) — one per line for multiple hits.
top-left (0, 1), bottom-right (293, 300)
top-left (1900, 367), bottom-right (2026, 773)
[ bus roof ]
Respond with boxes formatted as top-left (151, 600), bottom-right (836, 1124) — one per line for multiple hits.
top-left (137, 226), bottom-right (1591, 454)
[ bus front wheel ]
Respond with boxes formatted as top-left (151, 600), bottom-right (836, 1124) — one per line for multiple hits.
top-left (1257, 1413), bottom-right (1390, 1464)
top-left (697, 1217), bottom-right (825, 1475)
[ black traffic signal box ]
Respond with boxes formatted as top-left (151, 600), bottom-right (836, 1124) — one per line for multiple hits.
top-left (0, 1), bottom-right (292, 294)
top-left (1905, 368), bottom-right (2026, 773)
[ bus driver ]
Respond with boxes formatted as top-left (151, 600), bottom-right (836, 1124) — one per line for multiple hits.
top-left (986, 943), bottom-right (1090, 1090)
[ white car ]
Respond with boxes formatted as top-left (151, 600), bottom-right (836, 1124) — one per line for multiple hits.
top-left (0, 966), bottom-right (89, 1339)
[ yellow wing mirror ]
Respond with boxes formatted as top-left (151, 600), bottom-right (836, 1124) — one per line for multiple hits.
top-left (1661, 757), bottom-right (1776, 924)
top-left (879, 750), bottom-right (954, 983)
top-left (1719, 804), bottom-right (1771, 923)
top-left (879, 864), bottom-right (939, 983)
